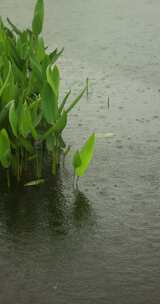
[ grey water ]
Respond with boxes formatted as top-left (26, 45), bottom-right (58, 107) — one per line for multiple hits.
top-left (0, 0), bottom-right (160, 303)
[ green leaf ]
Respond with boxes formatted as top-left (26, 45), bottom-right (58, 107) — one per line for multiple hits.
top-left (41, 82), bottom-right (59, 124)
top-left (46, 65), bottom-right (60, 98)
top-left (66, 83), bottom-right (87, 113)
top-left (34, 37), bottom-right (45, 62)
top-left (40, 112), bottom-right (67, 142)
top-left (0, 61), bottom-right (11, 97)
top-left (49, 47), bottom-right (64, 64)
top-left (32, 0), bottom-right (44, 36)
top-left (7, 18), bottom-right (21, 35)
top-left (74, 133), bottom-right (96, 177)
top-left (59, 89), bottom-right (71, 113)
top-left (30, 55), bottom-right (43, 84)
top-left (55, 111), bottom-right (67, 133)
top-left (0, 100), bottom-right (13, 128)
top-left (29, 99), bottom-right (42, 127)
top-left (18, 101), bottom-right (37, 138)
top-left (1, 66), bottom-right (17, 103)
top-left (0, 129), bottom-right (11, 168)
top-left (18, 102), bottom-right (30, 137)
top-left (9, 101), bottom-right (18, 137)
top-left (19, 137), bottom-right (33, 153)
top-left (73, 150), bottom-right (81, 169)
top-left (8, 37), bottom-right (23, 69)
top-left (10, 59), bottom-right (24, 84)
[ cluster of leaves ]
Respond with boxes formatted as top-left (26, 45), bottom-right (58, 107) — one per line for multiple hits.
top-left (0, 0), bottom-right (95, 187)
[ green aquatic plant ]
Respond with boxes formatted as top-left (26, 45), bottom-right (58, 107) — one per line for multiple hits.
top-left (0, 0), bottom-right (95, 187)
top-left (73, 133), bottom-right (96, 190)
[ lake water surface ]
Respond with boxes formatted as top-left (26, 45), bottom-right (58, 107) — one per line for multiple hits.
top-left (0, 0), bottom-right (160, 303)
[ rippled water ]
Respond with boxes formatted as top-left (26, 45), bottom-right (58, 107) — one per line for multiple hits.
top-left (0, 0), bottom-right (160, 303)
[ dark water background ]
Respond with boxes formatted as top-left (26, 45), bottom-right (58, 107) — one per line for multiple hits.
top-left (0, 0), bottom-right (160, 303)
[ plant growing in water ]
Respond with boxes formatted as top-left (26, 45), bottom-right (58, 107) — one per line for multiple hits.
top-left (0, 0), bottom-right (95, 188)
top-left (73, 133), bottom-right (96, 190)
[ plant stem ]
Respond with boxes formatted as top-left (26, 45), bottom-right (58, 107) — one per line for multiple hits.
top-left (7, 169), bottom-right (10, 188)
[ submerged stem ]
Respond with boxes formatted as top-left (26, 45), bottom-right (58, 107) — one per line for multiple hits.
top-left (73, 172), bottom-right (80, 192)
top-left (7, 169), bottom-right (10, 188)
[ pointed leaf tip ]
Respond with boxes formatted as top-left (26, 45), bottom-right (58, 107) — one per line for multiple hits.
top-left (74, 133), bottom-right (96, 177)
top-left (32, 0), bottom-right (44, 36)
